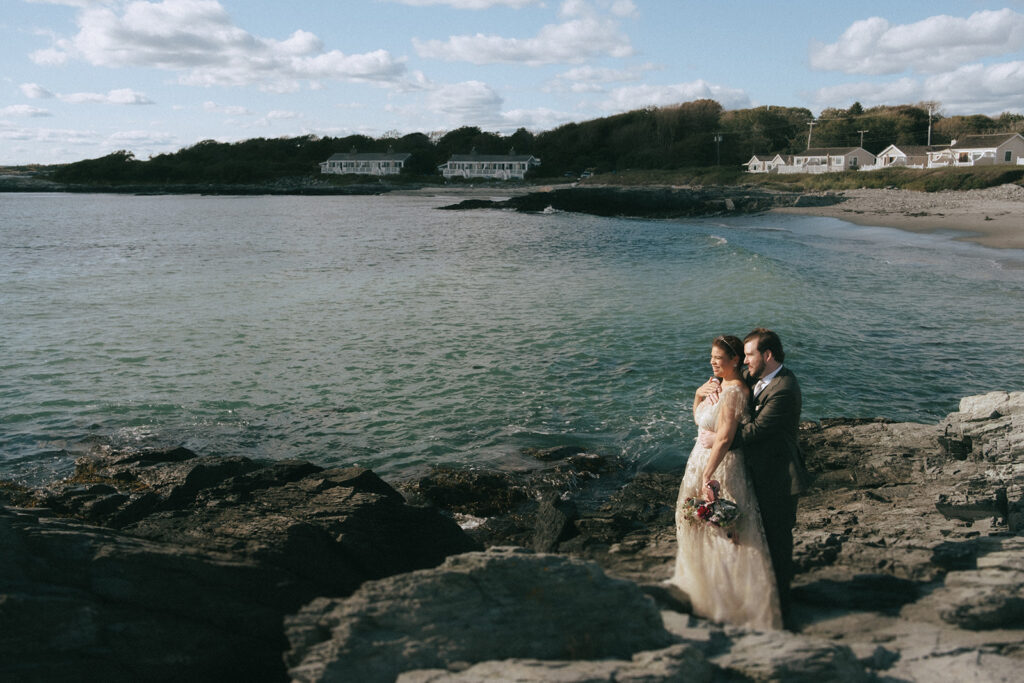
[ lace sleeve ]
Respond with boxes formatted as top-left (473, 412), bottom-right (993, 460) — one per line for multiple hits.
top-left (716, 385), bottom-right (749, 432)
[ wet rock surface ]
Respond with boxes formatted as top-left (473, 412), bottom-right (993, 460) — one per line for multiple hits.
top-left (2, 391), bottom-right (1022, 681)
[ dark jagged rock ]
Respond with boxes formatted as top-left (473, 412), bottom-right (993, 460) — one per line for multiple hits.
top-left (531, 493), bottom-right (578, 552)
top-left (439, 185), bottom-right (845, 218)
top-left (1, 506), bottom-right (297, 682)
top-left (1, 448), bottom-right (479, 682)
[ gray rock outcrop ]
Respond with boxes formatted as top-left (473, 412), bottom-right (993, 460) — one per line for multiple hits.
top-left (284, 547), bottom-right (673, 682)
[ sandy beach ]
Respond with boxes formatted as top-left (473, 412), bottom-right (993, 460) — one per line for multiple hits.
top-left (772, 183), bottom-right (1024, 249)
top-left (402, 181), bottom-right (1023, 249)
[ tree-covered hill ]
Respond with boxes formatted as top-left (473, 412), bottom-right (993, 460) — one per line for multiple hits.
top-left (47, 100), bottom-right (1024, 186)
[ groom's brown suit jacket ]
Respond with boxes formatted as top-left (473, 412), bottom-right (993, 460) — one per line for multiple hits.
top-left (732, 366), bottom-right (808, 619)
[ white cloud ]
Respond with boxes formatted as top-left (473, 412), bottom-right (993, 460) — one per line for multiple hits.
top-left (545, 63), bottom-right (658, 93)
top-left (1, 105), bottom-right (53, 117)
top-left (25, 1), bottom-right (113, 7)
top-left (608, 0), bottom-right (636, 18)
top-left (499, 106), bottom-right (574, 131)
top-left (0, 122), bottom-right (97, 146)
top-left (20, 83), bottom-right (55, 99)
top-left (426, 80), bottom-right (504, 126)
top-left (202, 101), bottom-right (251, 115)
top-left (810, 61), bottom-right (1024, 115)
top-left (30, 47), bottom-right (70, 66)
top-left (37, 0), bottom-right (409, 91)
top-left (266, 110), bottom-right (299, 120)
top-left (602, 81), bottom-right (751, 112)
top-left (107, 129), bottom-right (177, 146)
top-left (385, 0), bottom-right (540, 7)
top-left (810, 9), bottom-right (1024, 75)
top-left (413, 2), bottom-right (633, 64)
top-left (59, 87), bottom-right (154, 104)
top-left (810, 78), bottom-right (923, 111)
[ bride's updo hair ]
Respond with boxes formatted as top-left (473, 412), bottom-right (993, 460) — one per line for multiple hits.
top-left (712, 335), bottom-right (744, 370)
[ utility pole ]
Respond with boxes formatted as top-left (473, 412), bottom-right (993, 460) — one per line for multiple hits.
top-left (806, 120), bottom-right (816, 149)
top-left (713, 132), bottom-right (723, 165)
top-left (857, 130), bottom-right (869, 147)
top-left (927, 106), bottom-right (934, 146)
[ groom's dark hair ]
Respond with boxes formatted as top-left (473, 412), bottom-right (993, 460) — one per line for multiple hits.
top-left (745, 327), bottom-right (785, 363)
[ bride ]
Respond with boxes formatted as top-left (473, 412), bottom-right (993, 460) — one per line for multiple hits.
top-left (667, 335), bottom-right (782, 630)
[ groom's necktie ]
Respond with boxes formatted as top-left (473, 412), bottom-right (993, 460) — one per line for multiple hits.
top-left (753, 378), bottom-right (768, 397)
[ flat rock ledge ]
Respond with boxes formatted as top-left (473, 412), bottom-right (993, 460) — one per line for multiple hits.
top-left (438, 185), bottom-right (843, 218)
top-left (2, 391), bottom-right (1022, 682)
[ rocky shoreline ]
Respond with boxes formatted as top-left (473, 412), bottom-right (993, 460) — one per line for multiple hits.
top-left (439, 184), bottom-right (843, 217)
top-left (0, 175), bottom-right (405, 196)
top-left (2, 391), bottom-right (1022, 681)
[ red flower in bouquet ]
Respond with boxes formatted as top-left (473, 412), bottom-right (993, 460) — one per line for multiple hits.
top-left (682, 486), bottom-right (741, 541)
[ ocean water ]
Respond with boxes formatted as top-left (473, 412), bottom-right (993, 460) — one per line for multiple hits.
top-left (2, 192), bottom-right (1023, 486)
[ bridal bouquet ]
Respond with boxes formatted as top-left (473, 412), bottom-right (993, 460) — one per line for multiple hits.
top-left (682, 482), bottom-right (740, 539)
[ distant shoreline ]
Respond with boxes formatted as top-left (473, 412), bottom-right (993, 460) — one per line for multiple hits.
top-left (4, 176), bottom-right (1020, 249)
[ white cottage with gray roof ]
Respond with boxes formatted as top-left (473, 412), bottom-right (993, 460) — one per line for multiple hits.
top-left (320, 150), bottom-right (412, 176)
top-left (438, 151), bottom-right (541, 180)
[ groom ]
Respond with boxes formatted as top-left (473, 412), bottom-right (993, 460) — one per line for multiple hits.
top-left (700, 328), bottom-right (807, 626)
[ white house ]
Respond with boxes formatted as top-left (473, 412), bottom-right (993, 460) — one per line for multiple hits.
top-left (779, 147), bottom-right (876, 174)
top-left (320, 150), bottom-right (412, 176)
top-left (439, 151), bottom-right (541, 180)
top-left (927, 133), bottom-right (1024, 168)
top-left (743, 153), bottom-right (789, 173)
top-left (866, 144), bottom-right (940, 170)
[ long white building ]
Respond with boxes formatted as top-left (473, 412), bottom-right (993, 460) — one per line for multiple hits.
top-left (438, 152), bottom-right (541, 180)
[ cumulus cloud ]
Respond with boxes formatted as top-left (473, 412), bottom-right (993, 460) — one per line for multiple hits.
top-left (426, 80), bottom-right (504, 126)
top-left (21, 83), bottom-right (55, 99)
top-left (810, 61), bottom-right (1024, 115)
top-left (385, 0), bottom-right (540, 7)
top-left (202, 101), bottom-right (251, 115)
top-left (602, 81), bottom-right (751, 112)
top-left (545, 63), bottom-right (658, 93)
top-left (499, 106), bottom-right (574, 131)
top-left (1, 105), bottom-right (54, 117)
top-left (608, 0), bottom-right (636, 18)
top-left (34, 0), bottom-right (409, 91)
top-left (107, 129), bottom-right (177, 147)
top-left (925, 61), bottom-right (1024, 113)
top-left (30, 47), bottom-right (70, 66)
top-left (25, 1), bottom-right (108, 7)
top-left (414, 1), bottom-right (633, 64)
top-left (59, 87), bottom-right (154, 104)
top-left (810, 9), bottom-right (1024, 75)
top-left (810, 78), bottom-right (923, 110)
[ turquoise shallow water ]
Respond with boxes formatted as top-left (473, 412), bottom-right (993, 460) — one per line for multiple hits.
top-left (2, 192), bottom-right (1023, 485)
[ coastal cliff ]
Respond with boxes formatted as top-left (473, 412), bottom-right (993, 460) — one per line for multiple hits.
top-left (2, 392), bottom-right (1022, 681)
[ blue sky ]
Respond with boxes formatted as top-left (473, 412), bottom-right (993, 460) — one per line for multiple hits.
top-left (2, 0), bottom-right (1023, 165)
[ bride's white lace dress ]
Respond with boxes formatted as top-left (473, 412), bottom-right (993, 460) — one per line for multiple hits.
top-left (667, 384), bottom-right (782, 630)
